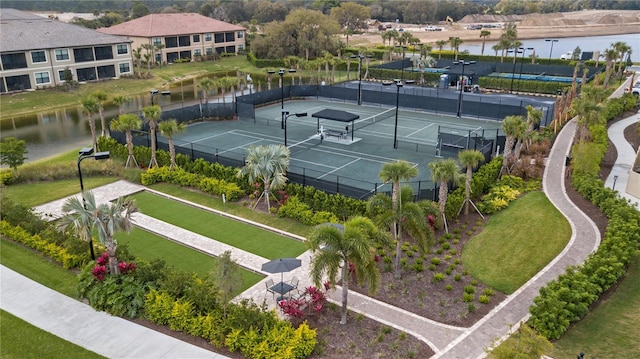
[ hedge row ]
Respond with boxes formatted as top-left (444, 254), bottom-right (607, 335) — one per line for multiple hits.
top-left (141, 166), bottom-right (245, 201)
top-left (528, 120), bottom-right (640, 339)
top-left (1, 221), bottom-right (86, 269)
top-left (144, 289), bottom-right (317, 358)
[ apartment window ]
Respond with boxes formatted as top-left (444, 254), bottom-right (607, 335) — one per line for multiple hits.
top-left (94, 46), bottom-right (113, 60)
top-left (58, 70), bottom-right (66, 81)
top-left (5, 75), bottom-right (31, 91)
top-left (204, 33), bottom-right (212, 41)
top-left (119, 63), bottom-right (131, 74)
top-left (165, 37), bottom-right (178, 48)
top-left (73, 48), bottom-right (94, 62)
top-left (194, 49), bottom-right (201, 56)
top-left (155, 54), bottom-right (161, 63)
top-left (31, 51), bottom-right (46, 63)
top-left (178, 36), bottom-right (190, 47)
top-left (117, 44), bottom-right (128, 55)
top-left (35, 71), bottom-right (50, 84)
top-left (97, 65), bottom-right (115, 79)
top-left (1, 53), bottom-right (28, 69)
top-left (238, 44), bottom-right (244, 51)
top-left (152, 37), bottom-right (162, 46)
top-left (205, 47), bottom-right (213, 56)
top-left (237, 31), bottom-right (243, 39)
top-left (55, 49), bottom-right (70, 61)
top-left (214, 33), bottom-right (224, 43)
top-left (193, 34), bottom-right (200, 42)
top-left (225, 32), bottom-right (235, 42)
top-left (77, 67), bottom-right (97, 82)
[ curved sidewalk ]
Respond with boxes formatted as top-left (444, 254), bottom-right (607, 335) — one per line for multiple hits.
top-left (605, 113), bottom-right (640, 207)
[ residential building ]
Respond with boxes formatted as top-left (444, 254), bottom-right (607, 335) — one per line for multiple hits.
top-left (96, 13), bottom-right (246, 64)
top-left (0, 8), bottom-right (133, 93)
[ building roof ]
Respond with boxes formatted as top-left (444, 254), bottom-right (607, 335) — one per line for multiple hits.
top-left (0, 8), bottom-right (130, 53)
top-left (97, 13), bottom-right (245, 38)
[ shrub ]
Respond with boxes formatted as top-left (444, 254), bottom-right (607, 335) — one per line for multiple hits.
top-left (432, 272), bottom-right (445, 282)
top-left (478, 295), bottom-right (490, 304)
top-left (463, 293), bottom-right (475, 302)
top-left (464, 285), bottom-right (475, 294)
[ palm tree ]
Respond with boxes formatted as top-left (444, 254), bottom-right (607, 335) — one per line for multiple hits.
top-left (435, 40), bottom-right (447, 59)
top-left (158, 119), bottom-right (186, 170)
top-left (613, 41), bottom-right (630, 81)
top-left (112, 95), bottom-right (129, 115)
top-left (91, 91), bottom-right (109, 137)
top-left (458, 149), bottom-right (485, 216)
top-left (58, 191), bottom-right (138, 275)
top-left (428, 158), bottom-right (462, 233)
top-left (154, 43), bottom-right (165, 66)
top-left (572, 90), bottom-right (606, 140)
top-left (411, 55), bottom-right (435, 85)
top-left (603, 47), bottom-right (619, 87)
top-left (479, 30), bottom-right (491, 56)
top-left (236, 144), bottom-right (290, 212)
top-left (308, 216), bottom-right (389, 325)
top-left (142, 105), bottom-right (162, 168)
top-left (81, 96), bottom-right (100, 153)
top-left (524, 105), bottom-right (542, 150)
top-left (501, 115), bottom-right (526, 171)
top-left (141, 43), bottom-right (154, 76)
top-left (110, 114), bottom-right (142, 168)
top-left (197, 77), bottom-right (215, 118)
top-left (132, 46), bottom-right (143, 78)
top-left (449, 37), bottom-right (464, 61)
top-left (376, 160), bottom-right (418, 278)
top-left (367, 186), bottom-right (432, 279)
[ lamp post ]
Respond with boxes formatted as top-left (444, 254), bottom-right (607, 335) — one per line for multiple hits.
top-left (507, 49), bottom-right (522, 93)
top-left (453, 59), bottom-right (475, 117)
top-left (350, 54), bottom-right (367, 105)
top-left (77, 147), bottom-right (110, 260)
top-left (545, 39), bottom-right (558, 66)
top-left (279, 69), bottom-right (296, 129)
top-left (613, 175), bottom-right (619, 190)
top-left (518, 47), bottom-right (534, 92)
top-left (150, 89), bottom-right (171, 106)
top-left (382, 79), bottom-right (414, 148)
top-left (282, 110), bottom-right (308, 146)
top-left (400, 46), bottom-right (407, 82)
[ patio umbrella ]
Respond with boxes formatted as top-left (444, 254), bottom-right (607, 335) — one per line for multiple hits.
top-left (261, 258), bottom-right (302, 295)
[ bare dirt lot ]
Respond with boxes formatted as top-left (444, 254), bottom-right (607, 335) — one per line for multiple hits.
top-left (351, 10), bottom-right (640, 47)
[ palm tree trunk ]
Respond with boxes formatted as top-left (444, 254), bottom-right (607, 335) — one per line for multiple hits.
top-left (89, 116), bottom-right (97, 153)
top-left (125, 131), bottom-right (137, 168)
top-left (169, 138), bottom-right (176, 170)
top-left (264, 179), bottom-right (271, 211)
top-left (149, 123), bottom-right (158, 168)
top-left (465, 167), bottom-right (472, 215)
top-left (439, 182), bottom-right (448, 215)
top-left (99, 108), bottom-right (107, 138)
top-left (340, 263), bottom-right (349, 325)
top-left (106, 241), bottom-right (120, 275)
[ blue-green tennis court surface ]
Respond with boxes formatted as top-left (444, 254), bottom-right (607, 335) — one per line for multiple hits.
top-left (174, 100), bottom-right (503, 197)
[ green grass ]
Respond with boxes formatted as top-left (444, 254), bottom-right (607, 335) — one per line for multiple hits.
top-left (0, 238), bottom-right (79, 298)
top-left (131, 191), bottom-right (308, 259)
top-left (118, 227), bottom-right (263, 294)
top-left (462, 192), bottom-right (571, 294)
top-left (549, 256), bottom-right (640, 358)
top-left (0, 310), bottom-right (105, 359)
top-left (149, 182), bottom-right (312, 237)
top-left (1, 177), bottom-right (119, 208)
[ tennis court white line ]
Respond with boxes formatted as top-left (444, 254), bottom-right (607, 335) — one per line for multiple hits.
top-left (216, 139), bottom-right (264, 155)
top-left (407, 123), bottom-right (436, 137)
top-left (289, 157), bottom-right (336, 170)
top-left (179, 132), bottom-right (229, 145)
top-left (317, 158), bottom-right (362, 180)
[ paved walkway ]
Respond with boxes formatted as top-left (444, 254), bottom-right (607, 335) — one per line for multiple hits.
top-left (2, 80), bottom-right (638, 358)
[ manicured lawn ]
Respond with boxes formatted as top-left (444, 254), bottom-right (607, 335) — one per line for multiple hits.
top-left (0, 310), bottom-right (104, 359)
top-left (131, 191), bottom-right (308, 259)
top-left (1, 178), bottom-right (119, 208)
top-left (549, 256), bottom-right (640, 358)
top-left (118, 227), bottom-right (263, 294)
top-left (0, 238), bottom-right (79, 298)
top-left (462, 192), bottom-right (571, 294)
top-left (149, 182), bottom-right (312, 237)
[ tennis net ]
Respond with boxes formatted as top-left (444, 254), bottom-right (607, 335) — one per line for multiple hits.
top-left (352, 107), bottom-right (397, 132)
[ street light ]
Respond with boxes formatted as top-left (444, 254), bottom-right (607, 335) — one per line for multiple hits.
top-left (382, 79), bottom-right (414, 148)
top-left (507, 49), bottom-right (522, 93)
top-left (150, 89), bottom-right (171, 106)
top-left (545, 39), bottom-right (558, 66)
top-left (282, 110), bottom-right (307, 146)
top-left (613, 175), bottom-right (619, 190)
top-left (77, 147), bottom-right (110, 260)
top-left (351, 54), bottom-right (371, 106)
top-left (452, 59), bottom-right (475, 117)
top-left (518, 47), bottom-right (534, 92)
top-left (279, 69), bottom-right (296, 128)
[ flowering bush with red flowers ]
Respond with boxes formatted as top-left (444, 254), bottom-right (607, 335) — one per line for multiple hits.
top-left (96, 252), bottom-right (109, 266)
top-left (279, 285), bottom-right (328, 323)
top-left (118, 261), bottom-right (137, 274)
top-left (91, 265), bottom-right (107, 281)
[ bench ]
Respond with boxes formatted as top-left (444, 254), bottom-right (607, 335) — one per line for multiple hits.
top-left (324, 129), bottom-right (346, 139)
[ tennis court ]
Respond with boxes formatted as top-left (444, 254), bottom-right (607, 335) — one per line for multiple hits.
top-left (172, 99), bottom-right (503, 199)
